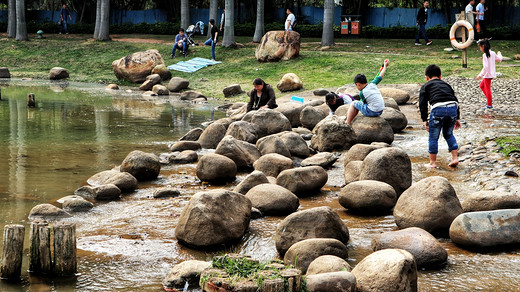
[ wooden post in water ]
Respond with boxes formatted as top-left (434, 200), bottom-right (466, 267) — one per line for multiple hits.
top-left (461, 11), bottom-right (468, 68)
top-left (53, 223), bottom-right (77, 276)
top-left (29, 223), bottom-right (52, 274)
top-left (0, 224), bottom-right (25, 280)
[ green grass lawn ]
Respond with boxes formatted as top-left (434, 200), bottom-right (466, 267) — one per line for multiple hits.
top-left (1, 33), bottom-right (519, 99)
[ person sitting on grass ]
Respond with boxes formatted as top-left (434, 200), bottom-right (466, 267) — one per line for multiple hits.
top-left (171, 28), bottom-right (188, 59)
top-left (346, 59), bottom-right (389, 125)
top-left (247, 78), bottom-right (278, 112)
top-left (419, 64), bottom-right (461, 169)
top-left (325, 92), bottom-right (355, 115)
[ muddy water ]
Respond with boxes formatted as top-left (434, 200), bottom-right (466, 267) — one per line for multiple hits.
top-left (1, 80), bottom-right (520, 291)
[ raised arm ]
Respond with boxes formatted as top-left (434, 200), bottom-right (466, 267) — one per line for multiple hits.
top-left (379, 59), bottom-right (390, 79)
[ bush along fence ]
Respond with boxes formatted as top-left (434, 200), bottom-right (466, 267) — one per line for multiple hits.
top-left (0, 223), bottom-right (77, 281)
top-left (1, 21), bottom-right (519, 40)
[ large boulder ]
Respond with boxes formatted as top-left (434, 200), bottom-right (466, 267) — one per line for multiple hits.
top-left (338, 180), bottom-right (397, 215)
top-left (279, 131), bottom-right (310, 158)
top-left (198, 123), bottom-right (227, 149)
top-left (310, 115), bottom-right (357, 152)
top-left (93, 184), bottom-right (122, 201)
top-left (359, 147), bottom-right (412, 195)
top-left (225, 121), bottom-right (259, 144)
top-left (344, 161), bottom-right (363, 184)
top-left (277, 73), bottom-right (303, 92)
top-left (343, 144), bottom-right (384, 167)
top-left (162, 260), bottom-right (212, 290)
top-left (175, 189), bottom-right (252, 248)
top-left (170, 150), bottom-right (198, 164)
top-left (0, 67), bottom-right (10, 78)
top-left (383, 97), bottom-right (400, 110)
top-left (334, 104), bottom-right (351, 117)
top-left (449, 209), bottom-right (520, 249)
top-left (152, 84), bottom-right (169, 95)
top-left (245, 184), bottom-right (299, 215)
top-left (181, 91), bottom-right (207, 101)
top-left (379, 88), bottom-right (410, 105)
top-left (275, 103), bottom-right (305, 127)
top-left (380, 107), bottom-right (408, 133)
top-left (249, 109), bottom-right (292, 138)
top-left (301, 152), bottom-right (338, 168)
top-left (153, 187), bottom-right (181, 198)
top-left (253, 153), bottom-right (293, 177)
top-left (306, 255), bottom-right (351, 275)
top-left (351, 116), bottom-right (394, 144)
top-left (112, 49), bottom-right (164, 83)
top-left (170, 141), bottom-right (201, 152)
top-left (49, 67), bottom-right (69, 80)
top-left (196, 153), bottom-right (237, 183)
top-left (87, 169), bottom-right (138, 192)
top-left (461, 191), bottom-right (520, 212)
top-left (255, 31), bottom-right (300, 62)
top-left (256, 135), bottom-right (291, 158)
top-left (233, 170), bottom-right (270, 195)
top-left (223, 84), bottom-right (245, 97)
top-left (151, 64), bottom-right (171, 81)
top-left (168, 77), bottom-right (189, 92)
top-left (215, 135), bottom-right (261, 169)
top-left (60, 195), bottom-right (94, 212)
top-left (276, 166), bottom-right (328, 196)
top-left (300, 105), bottom-right (328, 130)
top-left (394, 176), bottom-right (463, 235)
top-left (28, 204), bottom-right (71, 221)
top-left (351, 249), bottom-right (417, 292)
top-left (372, 227), bottom-right (448, 268)
top-left (305, 271), bottom-right (357, 292)
top-left (179, 128), bottom-right (203, 141)
top-left (139, 74), bottom-right (161, 91)
top-left (284, 238), bottom-right (348, 274)
top-left (274, 206), bottom-right (350, 255)
top-left (120, 150), bottom-right (161, 181)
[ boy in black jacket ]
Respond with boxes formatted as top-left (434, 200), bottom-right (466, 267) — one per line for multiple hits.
top-left (415, 1), bottom-right (432, 46)
top-left (419, 64), bottom-right (461, 168)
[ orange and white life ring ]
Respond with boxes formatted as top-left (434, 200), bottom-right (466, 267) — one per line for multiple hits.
top-left (449, 20), bottom-right (474, 49)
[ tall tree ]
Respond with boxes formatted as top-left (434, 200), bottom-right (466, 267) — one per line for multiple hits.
top-left (181, 0), bottom-right (190, 30)
top-left (93, 0), bottom-right (101, 38)
top-left (208, 0), bottom-right (218, 38)
top-left (96, 0), bottom-right (110, 41)
top-left (222, 0), bottom-right (236, 47)
top-left (253, 0), bottom-right (264, 42)
top-left (15, 0), bottom-right (28, 41)
top-left (321, 0), bottom-right (334, 46)
top-left (7, 0), bottom-right (16, 38)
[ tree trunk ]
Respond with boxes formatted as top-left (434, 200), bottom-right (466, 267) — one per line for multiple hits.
top-left (7, 0), bottom-right (16, 38)
top-left (222, 0), bottom-right (236, 47)
top-left (15, 0), bottom-right (28, 41)
top-left (253, 0), bottom-right (264, 42)
top-left (321, 0), bottom-right (334, 46)
top-left (208, 0), bottom-right (218, 38)
top-left (79, 0), bottom-right (87, 23)
top-left (97, 0), bottom-right (110, 41)
top-left (94, 0), bottom-right (101, 39)
top-left (181, 0), bottom-right (190, 30)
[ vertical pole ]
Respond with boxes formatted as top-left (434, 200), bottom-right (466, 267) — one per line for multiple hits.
top-left (0, 224), bottom-right (25, 280)
top-left (29, 223), bottom-right (52, 274)
top-left (461, 11), bottom-right (468, 68)
top-left (53, 223), bottom-right (77, 276)
top-left (0, 87), bottom-right (2, 100)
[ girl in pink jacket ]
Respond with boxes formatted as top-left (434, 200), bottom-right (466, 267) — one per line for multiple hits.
top-left (476, 39), bottom-right (502, 109)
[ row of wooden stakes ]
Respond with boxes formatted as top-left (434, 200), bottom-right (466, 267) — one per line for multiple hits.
top-left (0, 222), bottom-right (77, 281)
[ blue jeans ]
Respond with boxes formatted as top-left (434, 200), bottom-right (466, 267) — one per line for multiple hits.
top-left (415, 24), bottom-right (429, 43)
top-left (171, 42), bottom-right (187, 57)
top-left (428, 105), bottom-right (458, 154)
top-left (352, 101), bottom-right (383, 117)
top-left (61, 21), bottom-right (68, 34)
top-left (204, 38), bottom-right (216, 60)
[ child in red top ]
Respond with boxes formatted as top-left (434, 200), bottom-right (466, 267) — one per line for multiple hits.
top-left (476, 38), bottom-right (502, 109)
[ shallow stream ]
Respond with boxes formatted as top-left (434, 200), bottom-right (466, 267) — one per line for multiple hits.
top-left (0, 80), bottom-right (519, 291)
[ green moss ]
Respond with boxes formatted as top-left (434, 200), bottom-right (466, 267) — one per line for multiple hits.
top-left (496, 136), bottom-right (520, 156)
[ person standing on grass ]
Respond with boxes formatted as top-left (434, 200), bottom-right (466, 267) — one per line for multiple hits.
top-left (204, 19), bottom-right (218, 61)
top-left (465, 0), bottom-right (479, 28)
top-left (476, 38), bottom-right (502, 110)
top-left (476, 0), bottom-right (488, 37)
top-left (415, 1), bottom-right (432, 46)
top-left (59, 4), bottom-right (72, 34)
top-left (419, 64), bottom-right (461, 169)
top-left (346, 59), bottom-right (389, 125)
top-left (170, 28), bottom-right (188, 59)
top-left (285, 8), bottom-right (296, 31)
top-left (247, 78), bottom-right (278, 112)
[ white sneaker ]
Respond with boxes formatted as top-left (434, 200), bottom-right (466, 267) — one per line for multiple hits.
top-left (415, 42), bottom-right (422, 46)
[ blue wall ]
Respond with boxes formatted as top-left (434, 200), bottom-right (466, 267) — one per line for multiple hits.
top-left (1, 6), bottom-right (519, 27)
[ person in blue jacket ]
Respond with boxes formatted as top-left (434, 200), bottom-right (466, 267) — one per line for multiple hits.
top-left (171, 28), bottom-right (188, 59)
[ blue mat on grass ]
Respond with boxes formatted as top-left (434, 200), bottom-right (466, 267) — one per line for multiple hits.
top-left (167, 57), bottom-right (222, 73)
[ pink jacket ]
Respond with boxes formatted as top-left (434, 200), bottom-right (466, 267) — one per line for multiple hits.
top-left (478, 50), bottom-right (503, 79)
